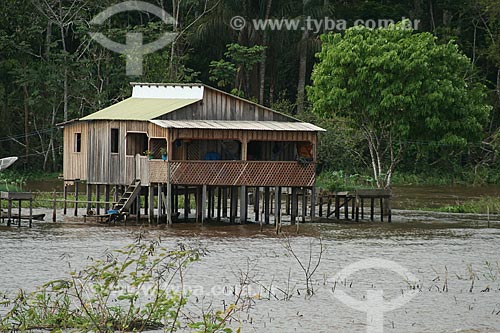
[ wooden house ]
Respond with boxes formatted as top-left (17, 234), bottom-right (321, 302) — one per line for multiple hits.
top-left (59, 83), bottom-right (325, 224)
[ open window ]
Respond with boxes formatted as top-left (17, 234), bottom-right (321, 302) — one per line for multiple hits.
top-left (247, 141), bottom-right (297, 161)
top-left (111, 128), bottom-right (119, 154)
top-left (74, 133), bottom-right (81, 153)
top-left (126, 132), bottom-right (148, 156)
top-left (172, 139), bottom-right (241, 161)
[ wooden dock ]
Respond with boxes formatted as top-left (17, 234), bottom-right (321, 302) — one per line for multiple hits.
top-left (0, 192), bottom-right (36, 227)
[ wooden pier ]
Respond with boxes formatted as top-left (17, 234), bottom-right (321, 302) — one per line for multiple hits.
top-left (0, 192), bottom-right (36, 227)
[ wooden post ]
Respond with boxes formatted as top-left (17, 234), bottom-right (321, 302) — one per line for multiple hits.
top-left (167, 182), bottom-right (172, 225)
top-left (52, 190), bottom-right (57, 222)
top-left (264, 187), bottom-right (270, 225)
top-left (380, 197), bottom-right (384, 222)
top-left (335, 194), bottom-right (340, 219)
top-left (311, 187), bottom-right (316, 219)
top-left (355, 195), bottom-right (360, 222)
top-left (63, 183), bottom-right (68, 215)
top-left (86, 183), bottom-right (92, 213)
top-left (184, 186), bottom-right (190, 220)
top-left (136, 191), bottom-right (141, 223)
top-left (17, 199), bottom-right (21, 227)
top-left (201, 184), bottom-right (207, 224)
top-left (29, 198), bottom-right (33, 228)
top-left (7, 199), bottom-right (12, 226)
top-left (285, 190), bottom-right (291, 215)
top-left (387, 197), bottom-right (392, 223)
top-left (217, 187), bottom-right (222, 221)
top-left (254, 187), bottom-right (260, 222)
top-left (74, 181), bottom-right (79, 216)
top-left (207, 187), bottom-right (212, 219)
top-left (240, 186), bottom-right (247, 223)
top-left (144, 188), bottom-right (148, 215)
top-left (344, 195), bottom-right (348, 220)
top-left (96, 184), bottom-right (101, 215)
top-left (302, 188), bottom-right (307, 223)
top-left (230, 186), bottom-right (238, 224)
top-left (327, 196), bottom-right (331, 218)
top-left (274, 186), bottom-right (281, 233)
top-left (196, 186), bottom-right (202, 223)
top-left (105, 185), bottom-right (110, 213)
top-left (113, 185), bottom-right (119, 203)
top-left (149, 185), bottom-right (155, 224)
top-left (157, 183), bottom-right (163, 224)
top-left (291, 187), bottom-right (298, 225)
top-left (222, 187), bottom-right (228, 218)
top-left (370, 197), bottom-right (374, 221)
top-left (361, 197), bottom-right (364, 219)
top-left (351, 194), bottom-right (355, 219)
top-left (319, 194), bottom-right (323, 217)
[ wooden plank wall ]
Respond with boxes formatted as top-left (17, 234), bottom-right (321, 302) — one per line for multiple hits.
top-left (63, 122), bottom-right (88, 181)
top-left (160, 88), bottom-right (294, 122)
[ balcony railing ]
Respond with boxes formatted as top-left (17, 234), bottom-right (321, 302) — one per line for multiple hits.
top-left (148, 160), bottom-right (316, 187)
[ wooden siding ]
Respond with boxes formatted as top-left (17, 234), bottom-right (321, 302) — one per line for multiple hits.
top-left (64, 121), bottom-right (317, 186)
top-left (158, 88), bottom-right (293, 122)
top-left (63, 122), bottom-right (88, 181)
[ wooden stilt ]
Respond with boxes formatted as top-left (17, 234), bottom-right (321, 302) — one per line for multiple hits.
top-left (254, 187), bottom-right (260, 222)
top-left (230, 186), bottom-right (238, 224)
top-left (201, 184), bottom-right (207, 224)
top-left (86, 183), bottom-right (92, 213)
top-left (291, 187), bottom-right (298, 225)
top-left (335, 194), bottom-right (340, 219)
top-left (264, 187), bottom-right (270, 225)
top-left (196, 186), bottom-right (202, 223)
top-left (29, 198), bottom-right (32, 228)
top-left (274, 186), bottom-right (281, 233)
top-left (217, 187), bottom-right (222, 221)
top-left (174, 186), bottom-right (179, 216)
top-left (113, 185), bottom-right (119, 203)
top-left (285, 190), bottom-right (291, 216)
top-left (380, 197), bottom-right (384, 222)
top-left (105, 185), bottom-right (110, 213)
top-left (240, 186), bottom-right (247, 223)
top-left (157, 183), bottom-right (163, 224)
top-left (136, 191), bottom-right (141, 223)
top-left (7, 199), bottom-right (11, 226)
top-left (211, 187), bottom-right (215, 218)
top-left (370, 197), bottom-right (375, 221)
top-left (18, 200), bottom-right (21, 227)
top-left (167, 182), bottom-right (172, 225)
top-left (351, 194), bottom-right (355, 219)
top-left (96, 184), bottom-right (101, 215)
top-left (184, 186), bottom-right (190, 220)
top-left (148, 185), bottom-right (155, 224)
top-left (327, 195), bottom-right (332, 218)
top-left (52, 190), bottom-right (57, 222)
top-left (344, 195), bottom-right (348, 220)
top-left (74, 181), bottom-right (79, 216)
top-left (361, 197), bottom-right (364, 219)
top-left (355, 195), bottom-right (360, 222)
top-left (144, 188), bottom-right (148, 215)
top-left (302, 188), bottom-right (307, 223)
top-left (63, 183), bottom-right (68, 215)
top-left (319, 194), bottom-right (323, 217)
top-left (222, 187), bottom-right (228, 218)
top-left (311, 187), bottom-right (316, 219)
top-left (387, 197), bottom-right (392, 223)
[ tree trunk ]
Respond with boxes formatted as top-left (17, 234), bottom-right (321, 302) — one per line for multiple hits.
top-left (23, 84), bottom-right (29, 167)
top-left (258, 0), bottom-right (273, 105)
top-left (297, 28), bottom-right (308, 113)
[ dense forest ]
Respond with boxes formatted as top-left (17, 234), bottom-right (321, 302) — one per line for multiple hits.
top-left (0, 0), bottom-right (499, 183)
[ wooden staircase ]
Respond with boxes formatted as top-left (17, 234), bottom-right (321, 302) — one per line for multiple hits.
top-left (112, 179), bottom-right (142, 214)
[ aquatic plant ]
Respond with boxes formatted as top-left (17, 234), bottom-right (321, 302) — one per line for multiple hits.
top-left (0, 236), bottom-right (246, 332)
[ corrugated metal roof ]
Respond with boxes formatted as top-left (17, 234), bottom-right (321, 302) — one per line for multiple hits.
top-left (80, 98), bottom-right (201, 121)
top-left (150, 120), bottom-right (326, 132)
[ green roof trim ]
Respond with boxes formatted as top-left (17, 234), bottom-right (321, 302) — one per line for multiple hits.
top-left (80, 98), bottom-right (200, 121)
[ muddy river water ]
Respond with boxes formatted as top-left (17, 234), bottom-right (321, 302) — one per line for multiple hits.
top-left (1, 185), bottom-right (500, 332)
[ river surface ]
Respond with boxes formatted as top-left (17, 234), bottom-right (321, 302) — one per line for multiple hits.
top-left (1, 184), bottom-right (500, 332)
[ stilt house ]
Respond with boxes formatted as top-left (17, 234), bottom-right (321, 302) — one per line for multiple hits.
top-left (60, 83), bottom-right (325, 223)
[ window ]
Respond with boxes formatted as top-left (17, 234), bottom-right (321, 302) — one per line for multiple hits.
top-left (111, 128), bottom-right (119, 153)
top-left (74, 133), bottom-right (81, 153)
top-left (126, 133), bottom-right (148, 156)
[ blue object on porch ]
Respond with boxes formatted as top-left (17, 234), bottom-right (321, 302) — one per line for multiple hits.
top-left (204, 152), bottom-right (221, 160)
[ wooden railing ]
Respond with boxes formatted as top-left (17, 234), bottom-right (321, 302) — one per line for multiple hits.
top-left (147, 160), bottom-right (316, 187)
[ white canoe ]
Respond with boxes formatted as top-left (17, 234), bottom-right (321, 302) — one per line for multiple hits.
top-left (0, 157), bottom-right (18, 172)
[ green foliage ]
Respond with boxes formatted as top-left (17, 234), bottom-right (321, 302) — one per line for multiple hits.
top-left (0, 238), bottom-right (205, 332)
top-left (316, 170), bottom-right (375, 192)
top-left (429, 196), bottom-right (500, 214)
top-left (209, 59), bottom-right (237, 88)
top-left (309, 21), bottom-right (492, 187)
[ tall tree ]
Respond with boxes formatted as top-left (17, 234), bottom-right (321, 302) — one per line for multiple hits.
top-left (308, 22), bottom-right (491, 187)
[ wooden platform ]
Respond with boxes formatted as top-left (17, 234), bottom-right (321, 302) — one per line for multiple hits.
top-left (0, 191), bottom-right (35, 227)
